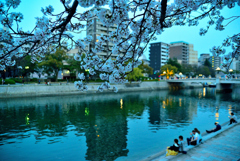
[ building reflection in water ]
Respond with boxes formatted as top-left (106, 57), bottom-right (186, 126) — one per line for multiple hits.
top-left (84, 100), bottom-right (129, 161)
top-left (148, 93), bottom-right (198, 129)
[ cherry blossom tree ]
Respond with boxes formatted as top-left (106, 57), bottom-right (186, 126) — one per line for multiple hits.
top-left (0, 0), bottom-right (239, 92)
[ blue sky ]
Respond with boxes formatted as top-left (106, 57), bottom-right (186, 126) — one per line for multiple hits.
top-left (4, 0), bottom-right (240, 59)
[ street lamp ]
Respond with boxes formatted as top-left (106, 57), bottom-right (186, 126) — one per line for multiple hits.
top-left (216, 67), bottom-right (220, 74)
top-left (229, 69), bottom-right (233, 78)
top-left (85, 69), bottom-right (89, 81)
top-left (25, 66), bottom-right (29, 84)
top-left (163, 71), bottom-right (166, 80)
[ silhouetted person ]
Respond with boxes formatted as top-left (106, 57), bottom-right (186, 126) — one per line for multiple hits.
top-left (206, 122), bottom-right (221, 133)
top-left (228, 112), bottom-right (237, 125)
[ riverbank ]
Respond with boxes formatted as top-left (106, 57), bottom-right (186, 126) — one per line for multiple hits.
top-left (141, 119), bottom-right (240, 161)
top-left (0, 81), bottom-right (202, 98)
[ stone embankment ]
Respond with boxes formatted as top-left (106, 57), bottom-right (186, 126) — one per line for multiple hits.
top-left (0, 81), bottom-right (202, 98)
top-left (141, 119), bottom-right (240, 161)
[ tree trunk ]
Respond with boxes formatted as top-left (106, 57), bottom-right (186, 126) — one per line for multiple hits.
top-left (55, 69), bottom-right (59, 82)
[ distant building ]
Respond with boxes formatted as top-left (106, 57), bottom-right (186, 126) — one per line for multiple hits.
top-left (139, 54), bottom-right (150, 77)
top-left (67, 39), bottom-right (89, 57)
top-left (236, 61), bottom-right (240, 71)
top-left (188, 44), bottom-right (198, 65)
top-left (169, 41), bottom-right (189, 64)
top-left (199, 53), bottom-right (210, 65)
top-left (208, 56), bottom-right (221, 70)
top-left (149, 42), bottom-right (169, 75)
top-left (231, 58), bottom-right (240, 71)
top-left (86, 8), bottom-right (118, 59)
top-left (139, 54), bottom-right (150, 66)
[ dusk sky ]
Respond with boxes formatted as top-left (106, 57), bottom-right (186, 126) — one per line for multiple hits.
top-left (6, 0), bottom-right (240, 59)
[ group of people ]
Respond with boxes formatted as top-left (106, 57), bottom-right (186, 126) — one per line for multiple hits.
top-left (45, 80), bottom-right (51, 85)
top-left (166, 112), bottom-right (238, 157)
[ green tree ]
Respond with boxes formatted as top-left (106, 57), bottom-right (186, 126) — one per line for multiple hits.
top-left (181, 64), bottom-right (198, 76)
top-left (66, 53), bottom-right (86, 77)
top-left (204, 59), bottom-right (211, 68)
top-left (167, 58), bottom-right (182, 72)
top-left (196, 66), bottom-right (211, 76)
top-left (126, 68), bottom-right (143, 82)
top-left (38, 48), bottom-right (68, 82)
top-left (17, 56), bottom-right (40, 78)
top-left (160, 64), bottom-right (178, 75)
top-left (203, 59), bottom-right (215, 77)
top-left (138, 61), bottom-right (153, 75)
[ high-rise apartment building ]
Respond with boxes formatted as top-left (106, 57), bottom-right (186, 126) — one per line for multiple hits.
top-left (169, 41), bottom-right (189, 64)
top-left (149, 42), bottom-right (169, 74)
top-left (208, 56), bottom-right (221, 69)
top-left (188, 44), bottom-right (198, 65)
top-left (86, 8), bottom-right (118, 59)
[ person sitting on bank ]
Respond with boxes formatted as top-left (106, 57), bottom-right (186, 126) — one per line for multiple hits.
top-left (228, 112), bottom-right (238, 125)
top-left (194, 128), bottom-right (202, 143)
top-left (206, 122), bottom-right (221, 133)
top-left (187, 130), bottom-right (199, 146)
top-left (178, 136), bottom-right (187, 154)
top-left (166, 139), bottom-right (179, 156)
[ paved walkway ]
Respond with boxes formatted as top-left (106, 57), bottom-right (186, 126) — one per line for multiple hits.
top-left (160, 124), bottom-right (240, 161)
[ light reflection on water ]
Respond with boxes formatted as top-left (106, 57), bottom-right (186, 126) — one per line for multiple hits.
top-left (0, 87), bottom-right (240, 161)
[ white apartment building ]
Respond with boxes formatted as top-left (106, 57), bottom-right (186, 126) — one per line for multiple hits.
top-left (86, 8), bottom-right (118, 59)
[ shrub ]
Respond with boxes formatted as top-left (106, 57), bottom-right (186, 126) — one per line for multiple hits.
top-left (30, 78), bottom-right (38, 82)
top-left (11, 78), bottom-right (22, 83)
top-left (4, 79), bottom-right (16, 84)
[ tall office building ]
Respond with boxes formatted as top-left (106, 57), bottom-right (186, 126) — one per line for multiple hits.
top-left (208, 56), bottom-right (221, 69)
top-left (169, 41), bottom-right (189, 64)
top-left (86, 8), bottom-right (118, 59)
top-left (188, 44), bottom-right (198, 65)
top-left (199, 53), bottom-right (210, 65)
top-left (149, 42), bottom-right (169, 74)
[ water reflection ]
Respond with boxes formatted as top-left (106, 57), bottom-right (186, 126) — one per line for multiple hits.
top-left (0, 87), bottom-right (240, 160)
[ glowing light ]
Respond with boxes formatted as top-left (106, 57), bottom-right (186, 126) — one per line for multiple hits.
top-left (228, 105), bottom-right (232, 115)
top-left (25, 114), bottom-right (30, 125)
top-left (215, 112), bottom-right (219, 120)
top-left (179, 98), bottom-right (182, 107)
top-left (203, 88), bottom-right (206, 97)
top-left (85, 107), bottom-right (89, 116)
top-left (120, 99), bottom-right (123, 109)
top-left (162, 101), bottom-right (166, 108)
top-left (97, 135), bottom-right (100, 137)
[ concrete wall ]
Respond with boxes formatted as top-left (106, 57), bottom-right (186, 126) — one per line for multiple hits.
top-left (0, 82), bottom-right (170, 98)
top-left (0, 81), bottom-right (203, 98)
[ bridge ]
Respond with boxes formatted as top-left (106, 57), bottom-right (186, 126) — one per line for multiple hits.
top-left (166, 78), bottom-right (240, 92)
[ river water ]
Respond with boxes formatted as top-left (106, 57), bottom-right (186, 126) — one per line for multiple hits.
top-left (0, 87), bottom-right (240, 161)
